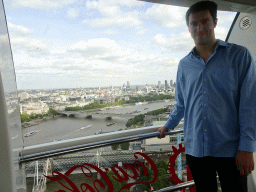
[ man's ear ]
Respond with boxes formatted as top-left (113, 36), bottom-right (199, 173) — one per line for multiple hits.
top-left (214, 18), bottom-right (218, 28)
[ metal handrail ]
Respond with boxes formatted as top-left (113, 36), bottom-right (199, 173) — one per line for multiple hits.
top-left (20, 126), bottom-right (189, 192)
top-left (19, 126), bottom-right (183, 163)
top-left (155, 176), bottom-right (221, 192)
top-left (155, 180), bottom-right (195, 192)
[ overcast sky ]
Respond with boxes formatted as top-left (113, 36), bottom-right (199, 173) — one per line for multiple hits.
top-left (4, 0), bottom-right (236, 90)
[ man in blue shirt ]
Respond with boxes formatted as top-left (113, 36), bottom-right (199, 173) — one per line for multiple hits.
top-left (158, 1), bottom-right (256, 191)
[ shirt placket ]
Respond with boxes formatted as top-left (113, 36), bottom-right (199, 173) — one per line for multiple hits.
top-left (201, 59), bottom-right (208, 156)
top-left (199, 50), bottom-right (216, 156)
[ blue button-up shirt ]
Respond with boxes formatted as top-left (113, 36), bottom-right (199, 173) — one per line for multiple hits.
top-left (164, 39), bottom-right (256, 157)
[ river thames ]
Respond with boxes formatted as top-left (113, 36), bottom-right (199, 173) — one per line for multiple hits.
top-left (23, 100), bottom-right (176, 147)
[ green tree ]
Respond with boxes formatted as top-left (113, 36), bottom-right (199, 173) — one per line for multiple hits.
top-left (139, 170), bottom-right (155, 191)
top-left (43, 113), bottom-right (49, 117)
top-left (111, 144), bottom-right (119, 150)
top-left (29, 113), bottom-right (37, 119)
top-left (151, 168), bottom-right (170, 190)
top-left (48, 108), bottom-right (58, 115)
top-left (125, 106), bottom-right (172, 128)
top-left (156, 161), bottom-right (173, 189)
top-left (35, 113), bottom-right (43, 118)
top-left (65, 106), bottom-right (82, 111)
top-left (20, 113), bottom-right (30, 122)
top-left (120, 142), bottom-right (129, 150)
top-left (156, 160), bottom-right (168, 169)
top-left (139, 161), bottom-right (172, 191)
top-left (125, 120), bottom-right (133, 128)
top-left (106, 171), bottom-right (129, 192)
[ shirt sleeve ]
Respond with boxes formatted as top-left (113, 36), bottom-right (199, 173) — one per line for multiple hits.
top-left (238, 48), bottom-right (256, 152)
top-left (164, 65), bottom-right (185, 130)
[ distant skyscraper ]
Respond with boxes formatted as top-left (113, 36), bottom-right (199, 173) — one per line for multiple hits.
top-left (170, 80), bottom-right (173, 87)
top-left (127, 81), bottom-right (130, 88)
top-left (158, 81), bottom-right (161, 88)
top-left (165, 80), bottom-right (168, 89)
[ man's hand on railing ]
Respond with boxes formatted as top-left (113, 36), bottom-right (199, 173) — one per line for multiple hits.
top-left (157, 126), bottom-right (168, 139)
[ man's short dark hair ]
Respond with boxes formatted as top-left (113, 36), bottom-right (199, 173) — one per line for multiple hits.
top-left (186, 1), bottom-right (218, 27)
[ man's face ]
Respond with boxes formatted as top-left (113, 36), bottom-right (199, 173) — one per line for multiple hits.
top-left (188, 10), bottom-right (217, 46)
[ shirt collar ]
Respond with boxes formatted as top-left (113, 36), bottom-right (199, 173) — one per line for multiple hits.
top-left (189, 39), bottom-right (228, 56)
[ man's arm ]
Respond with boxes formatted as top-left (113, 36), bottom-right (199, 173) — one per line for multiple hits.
top-left (237, 47), bottom-right (256, 175)
top-left (158, 66), bottom-right (185, 139)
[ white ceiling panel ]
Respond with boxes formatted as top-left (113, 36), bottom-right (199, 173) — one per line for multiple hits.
top-left (140, 0), bottom-right (256, 14)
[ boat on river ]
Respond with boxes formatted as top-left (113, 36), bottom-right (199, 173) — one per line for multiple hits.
top-left (80, 124), bottom-right (92, 130)
top-left (136, 101), bottom-right (148, 105)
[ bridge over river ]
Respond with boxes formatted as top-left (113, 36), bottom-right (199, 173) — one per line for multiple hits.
top-left (58, 110), bottom-right (139, 120)
top-left (57, 101), bottom-right (175, 120)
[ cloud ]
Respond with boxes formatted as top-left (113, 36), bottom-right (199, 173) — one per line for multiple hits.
top-left (83, 0), bottom-right (144, 31)
top-left (86, 0), bottom-right (144, 9)
top-left (86, 1), bottom-right (98, 10)
top-left (215, 11), bottom-right (236, 40)
top-left (7, 2), bottom-right (236, 90)
top-left (8, 23), bottom-right (51, 70)
top-left (84, 12), bottom-right (143, 29)
top-left (67, 8), bottom-right (79, 18)
top-left (151, 10), bottom-right (236, 52)
top-left (10, 0), bottom-right (78, 10)
top-left (216, 11), bottom-right (236, 27)
top-left (11, 36), bottom-right (51, 58)
top-left (105, 0), bottom-right (145, 7)
top-left (152, 32), bottom-right (194, 53)
top-left (215, 26), bottom-right (229, 40)
top-left (8, 22), bottom-right (33, 37)
top-left (102, 29), bottom-right (119, 34)
top-left (146, 4), bottom-right (187, 29)
top-left (68, 38), bottom-right (130, 59)
top-left (10, 33), bottom-right (179, 89)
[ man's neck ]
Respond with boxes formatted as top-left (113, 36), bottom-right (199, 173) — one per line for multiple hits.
top-left (194, 39), bottom-right (218, 56)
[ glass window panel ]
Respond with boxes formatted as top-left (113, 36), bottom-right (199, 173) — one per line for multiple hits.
top-left (3, 0), bottom-right (236, 191)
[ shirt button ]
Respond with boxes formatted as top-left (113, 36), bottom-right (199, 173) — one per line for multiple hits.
top-left (204, 79), bottom-right (206, 81)
top-left (204, 117), bottom-right (206, 119)
top-left (204, 104), bottom-right (207, 106)
top-left (205, 129), bottom-right (207, 131)
top-left (204, 92), bottom-right (206, 94)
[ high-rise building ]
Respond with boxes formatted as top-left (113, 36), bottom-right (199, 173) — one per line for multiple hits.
top-left (170, 80), bottom-right (173, 87)
top-left (165, 80), bottom-right (168, 89)
top-left (127, 81), bottom-right (130, 88)
top-left (158, 81), bottom-right (161, 88)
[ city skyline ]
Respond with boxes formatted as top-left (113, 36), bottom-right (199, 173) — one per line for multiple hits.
top-left (5, 0), bottom-right (236, 90)
top-left (17, 79), bottom-right (176, 92)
